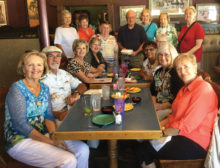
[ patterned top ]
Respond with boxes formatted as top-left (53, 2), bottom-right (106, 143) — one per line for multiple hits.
top-left (4, 80), bottom-right (55, 151)
top-left (67, 59), bottom-right (91, 78)
top-left (95, 34), bottom-right (118, 63)
top-left (150, 67), bottom-right (184, 104)
top-left (41, 69), bottom-right (81, 111)
top-left (142, 58), bottom-right (160, 76)
top-left (156, 24), bottom-right (178, 47)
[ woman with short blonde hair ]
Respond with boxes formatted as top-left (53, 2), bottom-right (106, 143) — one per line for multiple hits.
top-left (178, 6), bottom-right (205, 67)
top-left (140, 9), bottom-right (157, 41)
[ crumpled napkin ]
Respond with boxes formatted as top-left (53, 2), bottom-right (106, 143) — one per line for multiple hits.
top-left (150, 136), bottom-right (172, 151)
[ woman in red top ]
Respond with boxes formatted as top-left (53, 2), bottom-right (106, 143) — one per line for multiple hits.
top-left (136, 53), bottom-right (218, 168)
top-left (178, 6), bottom-right (205, 66)
top-left (77, 15), bottom-right (94, 42)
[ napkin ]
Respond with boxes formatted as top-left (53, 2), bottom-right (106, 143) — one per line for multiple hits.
top-left (84, 89), bottom-right (103, 97)
top-left (149, 136), bottom-right (172, 151)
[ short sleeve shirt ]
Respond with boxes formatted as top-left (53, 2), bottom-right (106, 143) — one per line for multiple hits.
top-left (41, 69), bottom-right (81, 111)
top-left (117, 23), bottom-right (147, 51)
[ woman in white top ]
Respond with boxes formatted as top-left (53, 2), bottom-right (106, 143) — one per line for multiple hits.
top-left (54, 10), bottom-right (79, 60)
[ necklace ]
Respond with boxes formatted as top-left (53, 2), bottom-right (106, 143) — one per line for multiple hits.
top-left (23, 79), bottom-right (41, 106)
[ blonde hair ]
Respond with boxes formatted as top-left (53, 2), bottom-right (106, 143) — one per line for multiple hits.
top-left (185, 6), bottom-right (197, 15)
top-left (17, 51), bottom-right (48, 77)
top-left (156, 42), bottom-right (178, 67)
top-left (61, 9), bottom-right (72, 24)
top-left (72, 39), bottom-right (89, 54)
top-left (173, 53), bottom-right (197, 69)
top-left (140, 9), bottom-right (152, 22)
top-left (156, 33), bottom-right (169, 42)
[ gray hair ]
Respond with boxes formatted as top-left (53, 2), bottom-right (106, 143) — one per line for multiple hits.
top-left (156, 42), bottom-right (178, 67)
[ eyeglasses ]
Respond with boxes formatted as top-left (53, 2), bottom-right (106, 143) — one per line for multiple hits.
top-left (47, 54), bottom-right (62, 58)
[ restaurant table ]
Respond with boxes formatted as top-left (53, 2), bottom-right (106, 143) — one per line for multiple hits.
top-left (54, 88), bottom-right (162, 168)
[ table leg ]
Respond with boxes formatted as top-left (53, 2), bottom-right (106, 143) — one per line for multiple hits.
top-left (108, 140), bottom-right (118, 168)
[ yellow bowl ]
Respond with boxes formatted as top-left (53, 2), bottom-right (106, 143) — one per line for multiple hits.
top-left (130, 68), bottom-right (141, 72)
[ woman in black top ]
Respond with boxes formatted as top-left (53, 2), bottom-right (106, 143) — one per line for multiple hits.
top-left (84, 37), bottom-right (106, 72)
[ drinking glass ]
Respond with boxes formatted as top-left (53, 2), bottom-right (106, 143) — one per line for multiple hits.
top-left (117, 77), bottom-right (125, 91)
top-left (114, 98), bottom-right (125, 119)
top-left (83, 95), bottom-right (93, 127)
top-left (102, 85), bottom-right (110, 100)
top-left (91, 93), bottom-right (101, 112)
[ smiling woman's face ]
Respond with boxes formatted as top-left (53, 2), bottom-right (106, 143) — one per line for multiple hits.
top-left (158, 49), bottom-right (172, 68)
top-left (23, 55), bottom-right (44, 80)
top-left (176, 59), bottom-right (197, 84)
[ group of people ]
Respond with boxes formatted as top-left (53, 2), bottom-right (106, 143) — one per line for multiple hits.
top-left (3, 5), bottom-right (218, 168)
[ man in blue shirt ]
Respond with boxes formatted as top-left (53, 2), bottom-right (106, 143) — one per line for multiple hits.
top-left (117, 10), bottom-right (147, 68)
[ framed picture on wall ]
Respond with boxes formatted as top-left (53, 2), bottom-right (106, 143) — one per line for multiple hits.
top-left (149, 0), bottom-right (192, 17)
top-left (0, 1), bottom-right (7, 26)
top-left (119, 5), bottom-right (145, 26)
top-left (196, 3), bottom-right (220, 23)
top-left (26, 0), bottom-right (39, 27)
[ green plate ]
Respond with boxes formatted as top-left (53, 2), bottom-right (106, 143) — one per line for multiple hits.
top-left (92, 114), bottom-right (115, 126)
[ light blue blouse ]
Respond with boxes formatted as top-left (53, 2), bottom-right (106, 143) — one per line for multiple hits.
top-left (144, 22), bottom-right (158, 42)
top-left (4, 80), bottom-right (55, 150)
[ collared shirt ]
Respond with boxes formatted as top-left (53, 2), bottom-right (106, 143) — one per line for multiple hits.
top-left (166, 76), bottom-right (218, 150)
top-left (41, 69), bottom-right (81, 111)
top-left (142, 58), bottom-right (160, 77)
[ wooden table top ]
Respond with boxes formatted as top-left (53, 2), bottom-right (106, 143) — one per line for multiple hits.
top-left (54, 88), bottom-right (162, 140)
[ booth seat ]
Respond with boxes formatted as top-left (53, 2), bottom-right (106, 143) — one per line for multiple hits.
top-left (202, 35), bottom-right (220, 82)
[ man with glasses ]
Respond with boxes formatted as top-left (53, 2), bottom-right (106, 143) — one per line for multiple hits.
top-left (41, 46), bottom-right (87, 126)
top-left (117, 10), bottom-right (147, 68)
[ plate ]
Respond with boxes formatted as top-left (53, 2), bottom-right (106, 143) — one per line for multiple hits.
top-left (113, 103), bottom-right (134, 111)
top-left (130, 68), bottom-right (141, 72)
top-left (111, 93), bottom-right (130, 99)
top-left (127, 87), bottom-right (141, 93)
top-left (107, 73), bottom-right (114, 77)
top-left (92, 114), bottom-right (115, 126)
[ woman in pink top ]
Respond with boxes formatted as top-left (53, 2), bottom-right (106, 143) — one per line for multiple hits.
top-left (77, 15), bottom-right (94, 42)
top-left (136, 54), bottom-right (218, 168)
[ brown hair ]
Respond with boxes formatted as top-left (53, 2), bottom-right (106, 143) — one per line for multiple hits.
top-left (17, 51), bottom-right (48, 77)
top-left (72, 39), bottom-right (89, 53)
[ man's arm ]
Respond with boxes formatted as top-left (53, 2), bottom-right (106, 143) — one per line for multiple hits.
top-left (131, 42), bottom-right (144, 56)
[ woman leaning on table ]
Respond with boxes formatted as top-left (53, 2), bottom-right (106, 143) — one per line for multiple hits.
top-left (136, 53), bottom-right (218, 168)
top-left (84, 36), bottom-right (106, 72)
top-left (178, 6), bottom-right (205, 67)
top-left (140, 9), bottom-right (158, 42)
top-left (67, 39), bottom-right (102, 83)
top-left (4, 51), bottom-right (89, 168)
top-left (150, 42), bottom-right (184, 121)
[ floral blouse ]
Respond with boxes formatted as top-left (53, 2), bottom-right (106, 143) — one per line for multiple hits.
top-left (150, 67), bottom-right (183, 104)
top-left (4, 80), bottom-right (55, 151)
top-left (156, 24), bottom-right (178, 47)
top-left (67, 59), bottom-right (91, 78)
